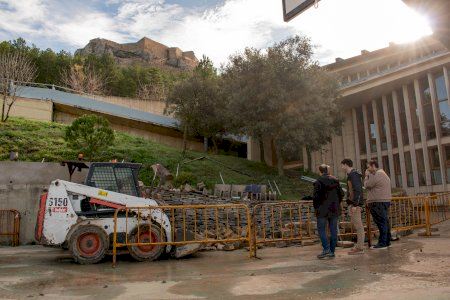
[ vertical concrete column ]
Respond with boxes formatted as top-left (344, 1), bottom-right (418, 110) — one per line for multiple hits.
top-left (402, 85), bottom-right (419, 188)
top-left (331, 137), bottom-right (338, 177)
top-left (444, 66), bottom-right (450, 107)
top-left (362, 103), bottom-right (372, 160)
top-left (371, 100), bottom-right (383, 167)
top-left (352, 108), bottom-right (361, 170)
top-left (382, 95), bottom-right (396, 188)
top-left (392, 90), bottom-right (408, 188)
top-left (427, 73), bottom-right (446, 187)
top-left (414, 79), bottom-right (432, 186)
top-left (302, 147), bottom-right (308, 171)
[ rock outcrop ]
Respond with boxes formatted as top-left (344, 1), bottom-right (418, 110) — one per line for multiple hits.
top-left (75, 37), bottom-right (198, 70)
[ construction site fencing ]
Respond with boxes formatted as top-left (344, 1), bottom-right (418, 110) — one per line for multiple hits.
top-left (251, 201), bottom-right (316, 249)
top-left (0, 209), bottom-right (20, 246)
top-left (112, 204), bottom-right (254, 266)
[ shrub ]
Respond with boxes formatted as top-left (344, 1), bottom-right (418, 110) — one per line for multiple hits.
top-left (64, 114), bottom-right (115, 160)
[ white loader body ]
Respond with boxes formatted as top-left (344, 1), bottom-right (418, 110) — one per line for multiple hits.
top-left (38, 179), bottom-right (172, 252)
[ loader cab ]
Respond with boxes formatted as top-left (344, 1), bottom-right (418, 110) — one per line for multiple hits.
top-left (85, 162), bottom-right (142, 197)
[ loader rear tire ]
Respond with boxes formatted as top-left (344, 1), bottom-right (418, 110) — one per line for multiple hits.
top-left (128, 224), bottom-right (165, 262)
top-left (69, 225), bottom-right (108, 264)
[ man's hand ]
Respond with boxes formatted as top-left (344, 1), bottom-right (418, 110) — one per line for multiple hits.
top-left (365, 169), bottom-right (371, 177)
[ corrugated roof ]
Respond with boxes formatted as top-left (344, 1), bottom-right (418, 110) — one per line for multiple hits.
top-left (15, 86), bottom-right (179, 129)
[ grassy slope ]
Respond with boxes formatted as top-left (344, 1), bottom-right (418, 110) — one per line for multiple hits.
top-left (0, 118), bottom-right (313, 199)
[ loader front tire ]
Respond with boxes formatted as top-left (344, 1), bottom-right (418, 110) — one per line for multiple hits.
top-left (69, 225), bottom-right (108, 264)
top-left (128, 224), bottom-right (166, 262)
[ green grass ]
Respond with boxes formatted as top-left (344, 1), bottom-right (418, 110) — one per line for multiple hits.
top-left (0, 118), bottom-right (314, 199)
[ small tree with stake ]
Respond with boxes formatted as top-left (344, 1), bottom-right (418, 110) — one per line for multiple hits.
top-left (65, 114), bottom-right (115, 161)
top-left (0, 51), bottom-right (37, 122)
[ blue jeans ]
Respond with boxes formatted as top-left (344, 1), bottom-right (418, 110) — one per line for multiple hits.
top-left (369, 202), bottom-right (391, 247)
top-left (317, 216), bottom-right (338, 254)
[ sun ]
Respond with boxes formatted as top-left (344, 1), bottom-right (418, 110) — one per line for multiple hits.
top-left (382, 1), bottom-right (433, 44)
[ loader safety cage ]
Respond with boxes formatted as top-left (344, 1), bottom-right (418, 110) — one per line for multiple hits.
top-left (112, 204), bottom-right (255, 267)
top-left (0, 209), bottom-right (20, 246)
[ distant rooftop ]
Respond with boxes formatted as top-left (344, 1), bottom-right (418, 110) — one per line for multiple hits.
top-left (15, 85), bottom-right (179, 129)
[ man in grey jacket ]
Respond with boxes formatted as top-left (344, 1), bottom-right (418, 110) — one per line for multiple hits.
top-left (364, 160), bottom-right (392, 249)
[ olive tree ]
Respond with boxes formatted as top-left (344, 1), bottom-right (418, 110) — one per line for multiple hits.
top-left (222, 35), bottom-right (342, 175)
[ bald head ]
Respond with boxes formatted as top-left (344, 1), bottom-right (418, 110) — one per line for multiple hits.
top-left (318, 164), bottom-right (329, 175)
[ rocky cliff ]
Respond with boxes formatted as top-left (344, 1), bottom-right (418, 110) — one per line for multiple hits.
top-left (75, 37), bottom-right (199, 70)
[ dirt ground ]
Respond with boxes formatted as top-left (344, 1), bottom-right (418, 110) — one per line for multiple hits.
top-left (0, 222), bottom-right (449, 300)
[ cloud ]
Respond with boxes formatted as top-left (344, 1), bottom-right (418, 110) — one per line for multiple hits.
top-left (0, 0), bottom-right (432, 67)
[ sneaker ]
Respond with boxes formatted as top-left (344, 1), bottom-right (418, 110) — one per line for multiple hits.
top-left (370, 244), bottom-right (388, 250)
top-left (348, 248), bottom-right (364, 255)
top-left (327, 253), bottom-right (335, 258)
top-left (317, 252), bottom-right (330, 259)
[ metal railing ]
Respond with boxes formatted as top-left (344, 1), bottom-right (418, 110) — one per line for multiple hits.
top-left (252, 201), bottom-right (315, 248)
top-left (112, 204), bottom-right (254, 267)
top-left (0, 209), bottom-right (20, 246)
top-left (109, 193), bottom-right (449, 266)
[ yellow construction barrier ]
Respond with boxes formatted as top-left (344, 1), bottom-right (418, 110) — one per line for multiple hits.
top-left (0, 209), bottom-right (20, 246)
top-left (112, 204), bottom-right (254, 266)
top-left (251, 201), bottom-right (316, 254)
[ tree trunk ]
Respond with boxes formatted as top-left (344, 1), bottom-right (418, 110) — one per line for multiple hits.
top-left (1, 91), bottom-right (7, 122)
top-left (182, 125), bottom-right (188, 153)
top-left (306, 147), bottom-right (312, 171)
top-left (203, 137), bottom-right (208, 153)
top-left (212, 138), bottom-right (219, 154)
top-left (274, 144), bottom-right (284, 176)
top-left (259, 139), bottom-right (265, 164)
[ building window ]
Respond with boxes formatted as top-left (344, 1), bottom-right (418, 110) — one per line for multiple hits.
top-left (379, 64), bottom-right (388, 72)
top-left (445, 145), bottom-right (450, 184)
top-left (366, 103), bottom-right (377, 153)
top-left (382, 155), bottom-right (390, 177)
top-left (404, 151), bottom-right (414, 187)
top-left (350, 73), bottom-right (358, 82)
top-left (419, 77), bottom-right (436, 140)
top-left (356, 107), bottom-right (366, 155)
top-left (396, 89), bottom-right (409, 145)
top-left (386, 94), bottom-right (398, 148)
top-left (434, 72), bottom-right (450, 137)
top-left (407, 83), bottom-right (421, 143)
top-left (359, 71), bottom-right (367, 80)
top-left (416, 149), bottom-right (426, 186)
top-left (368, 67), bottom-right (377, 75)
top-left (376, 98), bottom-right (387, 150)
top-left (429, 147), bottom-right (442, 185)
top-left (393, 154), bottom-right (402, 188)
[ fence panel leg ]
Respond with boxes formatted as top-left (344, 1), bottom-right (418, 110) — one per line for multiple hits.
top-left (365, 204), bottom-right (372, 248)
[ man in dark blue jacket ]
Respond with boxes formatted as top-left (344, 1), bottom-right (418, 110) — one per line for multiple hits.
top-left (313, 164), bottom-right (344, 259)
top-left (341, 158), bottom-right (364, 255)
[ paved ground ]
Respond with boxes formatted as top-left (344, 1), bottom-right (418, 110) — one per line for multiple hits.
top-left (0, 222), bottom-right (449, 300)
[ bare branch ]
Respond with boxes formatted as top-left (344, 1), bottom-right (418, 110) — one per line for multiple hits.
top-left (0, 51), bottom-right (37, 122)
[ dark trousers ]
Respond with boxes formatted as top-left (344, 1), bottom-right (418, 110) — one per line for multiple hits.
top-left (369, 202), bottom-right (391, 247)
top-left (317, 216), bottom-right (338, 254)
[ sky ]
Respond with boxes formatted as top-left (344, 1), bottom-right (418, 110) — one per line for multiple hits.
top-left (0, 0), bottom-right (432, 67)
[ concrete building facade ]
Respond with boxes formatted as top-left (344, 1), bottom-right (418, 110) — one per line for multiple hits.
top-left (304, 36), bottom-right (450, 195)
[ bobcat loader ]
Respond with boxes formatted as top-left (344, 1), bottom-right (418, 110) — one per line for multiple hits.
top-left (35, 162), bottom-right (174, 264)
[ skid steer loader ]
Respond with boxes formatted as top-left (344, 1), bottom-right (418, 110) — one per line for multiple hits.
top-left (35, 162), bottom-right (174, 264)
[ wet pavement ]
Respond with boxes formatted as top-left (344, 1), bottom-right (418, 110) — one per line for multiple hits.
top-left (0, 222), bottom-right (449, 299)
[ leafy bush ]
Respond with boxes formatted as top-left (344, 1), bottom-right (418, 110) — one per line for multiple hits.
top-left (173, 172), bottom-right (197, 187)
top-left (64, 114), bottom-right (115, 160)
